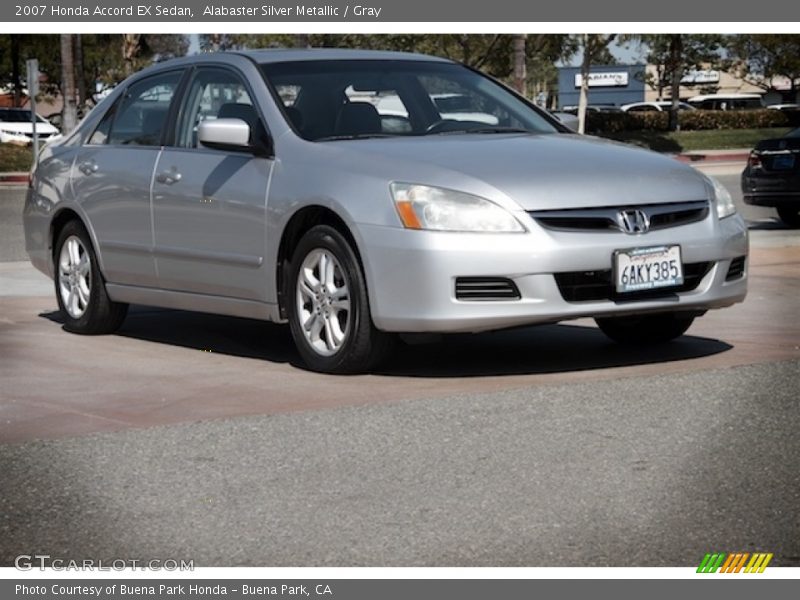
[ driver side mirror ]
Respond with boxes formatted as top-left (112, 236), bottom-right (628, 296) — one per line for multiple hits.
top-left (198, 118), bottom-right (272, 157)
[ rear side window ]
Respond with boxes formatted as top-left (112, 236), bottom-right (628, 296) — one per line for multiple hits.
top-left (106, 71), bottom-right (182, 146)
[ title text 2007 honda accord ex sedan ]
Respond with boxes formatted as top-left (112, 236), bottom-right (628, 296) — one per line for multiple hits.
top-left (24, 49), bottom-right (748, 373)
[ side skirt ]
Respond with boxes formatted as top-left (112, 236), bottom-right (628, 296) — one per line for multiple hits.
top-left (106, 283), bottom-right (285, 323)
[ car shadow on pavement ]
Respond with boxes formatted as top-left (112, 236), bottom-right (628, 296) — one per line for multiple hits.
top-left (747, 218), bottom-right (791, 230)
top-left (41, 306), bottom-right (733, 377)
top-left (39, 306), bottom-right (301, 364)
top-left (379, 324), bottom-right (732, 377)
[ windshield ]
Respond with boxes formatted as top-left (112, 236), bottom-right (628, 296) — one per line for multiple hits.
top-left (260, 60), bottom-right (559, 141)
top-left (0, 109), bottom-right (48, 123)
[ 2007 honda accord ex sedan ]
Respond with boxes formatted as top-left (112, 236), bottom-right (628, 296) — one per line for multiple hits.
top-left (24, 49), bottom-right (748, 373)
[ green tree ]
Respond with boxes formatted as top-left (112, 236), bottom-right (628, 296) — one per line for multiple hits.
top-left (727, 34), bottom-right (800, 101)
top-left (1, 34), bottom-right (189, 113)
top-left (634, 34), bottom-right (724, 130)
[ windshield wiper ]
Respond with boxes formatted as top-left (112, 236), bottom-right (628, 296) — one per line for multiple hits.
top-left (315, 133), bottom-right (396, 142)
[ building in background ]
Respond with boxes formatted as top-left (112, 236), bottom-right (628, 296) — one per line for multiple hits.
top-left (557, 64), bottom-right (646, 109)
top-left (556, 63), bottom-right (792, 108)
top-left (643, 66), bottom-right (767, 103)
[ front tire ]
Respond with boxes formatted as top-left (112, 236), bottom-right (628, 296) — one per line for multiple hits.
top-left (54, 220), bottom-right (128, 334)
top-left (595, 313), bottom-right (695, 345)
top-left (287, 225), bottom-right (393, 373)
top-left (777, 206), bottom-right (800, 228)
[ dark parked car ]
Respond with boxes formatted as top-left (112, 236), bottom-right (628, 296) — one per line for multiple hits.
top-left (741, 127), bottom-right (800, 227)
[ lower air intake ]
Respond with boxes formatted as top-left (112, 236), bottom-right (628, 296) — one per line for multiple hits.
top-left (455, 277), bottom-right (521, 301)
top-left (726, 256), bottom-right (746, 281)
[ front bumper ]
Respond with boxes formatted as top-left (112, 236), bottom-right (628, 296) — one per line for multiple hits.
top-left (360, 212), bottom-right (748, 333)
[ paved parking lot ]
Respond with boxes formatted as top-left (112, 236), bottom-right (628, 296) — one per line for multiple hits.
top-left (1, 162), bottom-right (798, 566)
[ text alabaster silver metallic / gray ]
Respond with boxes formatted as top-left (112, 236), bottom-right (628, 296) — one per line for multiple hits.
top-left (24, 49), bottom-right (747, 342)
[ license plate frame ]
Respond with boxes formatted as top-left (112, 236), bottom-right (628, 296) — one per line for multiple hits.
top-left (613, 245), bottom-right (684, 294)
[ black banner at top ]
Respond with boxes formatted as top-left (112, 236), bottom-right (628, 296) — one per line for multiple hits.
top-left (3, 0), bottom-right (800, 22)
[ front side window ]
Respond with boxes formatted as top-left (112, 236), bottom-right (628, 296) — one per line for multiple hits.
top-left (176, 67), bottom-right (256, 148)
top-left (261, 60), bottom-right (559, 141)
top-left (105, 70), bottom-right (182, 147)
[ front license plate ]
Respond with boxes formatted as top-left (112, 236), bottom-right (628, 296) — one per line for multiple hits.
top-left (614, 245), bottom-right (683, 293)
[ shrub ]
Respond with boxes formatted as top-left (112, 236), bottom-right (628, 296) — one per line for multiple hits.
top-left (585, 109), bottom-right (791, 134)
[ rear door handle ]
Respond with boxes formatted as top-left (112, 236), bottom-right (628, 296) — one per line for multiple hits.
top-left (78, 161), bottom-right (98, 175)
top-left (155, 170), bottom-right (182, 185)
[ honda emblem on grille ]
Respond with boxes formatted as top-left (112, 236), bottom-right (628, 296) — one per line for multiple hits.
top-left (617, 209), bottom-right (650, 234)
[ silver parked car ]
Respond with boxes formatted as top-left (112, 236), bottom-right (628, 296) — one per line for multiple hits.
top-left (24, 49), bottom-right (748, 373)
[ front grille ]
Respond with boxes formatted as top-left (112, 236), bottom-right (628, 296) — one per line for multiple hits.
top-left (455, 277), bottom-right (521, 301)
top-left (554, 262), bottom-right (713, 302)
top-left (726, 256), bottom-right (746, 281)
top-left (530, 201), bottom-right (709, 233)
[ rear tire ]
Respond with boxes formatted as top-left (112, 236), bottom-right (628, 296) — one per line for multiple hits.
top-left (776, 206), bottom-right (800, 228)
top-left (54, 220), bottom-right (128, 334)
top-left (287, 225), bottom-right (394, 373)
top-left (595, 313), bottom-right (695, 345)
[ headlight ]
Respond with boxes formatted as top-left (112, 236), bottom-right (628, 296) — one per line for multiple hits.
top-left (390, 183), bottom-right (525, 233)
top-left (707, 175), bottom-right (736, 219)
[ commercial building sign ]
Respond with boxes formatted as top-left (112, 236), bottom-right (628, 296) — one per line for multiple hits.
top-left (681, 69), bottom-right (721, 84)
top-left (574, 72), bottom-right (629, 88)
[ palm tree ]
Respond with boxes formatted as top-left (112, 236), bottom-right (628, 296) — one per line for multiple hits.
top-left (60, 34), bottom-right (78, 134)
top-left (577, 34), bottom-right (617, 134)
top-left (512, 34), bottom-right (527, 95)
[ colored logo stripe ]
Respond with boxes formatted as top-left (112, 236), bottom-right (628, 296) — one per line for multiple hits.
top-left (720, 553), bottom-right (749, 573)
top-left (697, 552), bottom-right (773, 573)
top-left (697, 553), bottom-right (726, 573)
top-left (745, 553), bottom-right (773, 573)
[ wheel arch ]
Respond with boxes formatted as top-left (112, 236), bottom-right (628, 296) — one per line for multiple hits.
top-left (49, 207), bottom-right (105, 275)
top-left (275, 205), bottom-right (367, 320)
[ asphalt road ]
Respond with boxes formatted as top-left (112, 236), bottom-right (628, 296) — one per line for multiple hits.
top-left (1, 360), bottom-right (798, 567)
top-left (1, 161), bottom-right (799, 567)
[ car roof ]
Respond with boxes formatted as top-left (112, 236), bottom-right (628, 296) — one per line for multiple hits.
top-left (621, 101), bottom-right (690, 107)
top-left (688, 93), bottom-right (761, 101)
top-left (239, 48), bottom-right (453, 64)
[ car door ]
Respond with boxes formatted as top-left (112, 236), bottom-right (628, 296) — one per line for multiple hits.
top-left (151, 66), bottom-right (273, 301)
top-left (72, 70), bottom-right (184, 288)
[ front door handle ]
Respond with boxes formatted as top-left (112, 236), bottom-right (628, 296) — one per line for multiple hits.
top-left (156, 169), bottom-right (182, 185)
top-left (78, 161), bottom-right (98, 176)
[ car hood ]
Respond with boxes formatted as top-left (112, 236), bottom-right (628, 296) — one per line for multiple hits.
top-left (327, 133), bottom-right (710, 211)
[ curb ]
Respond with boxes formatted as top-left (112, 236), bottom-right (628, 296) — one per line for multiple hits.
top-left (0, 172), bottom-right (29, 185)
top-left (672, 151), bottom-right (750, 164)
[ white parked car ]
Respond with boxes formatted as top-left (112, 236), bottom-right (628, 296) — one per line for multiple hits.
top-left (0, 108), bottom-right (62, 145)
top-left (687, 94), bottom-right (764, 111)
top-left (766, 103), bottom-right (800, 111)
top-left (621, 101), bottom-right (696, 113)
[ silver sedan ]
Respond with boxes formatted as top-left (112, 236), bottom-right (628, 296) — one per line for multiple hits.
top-left (24, 49), bottom-right (748, 373)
